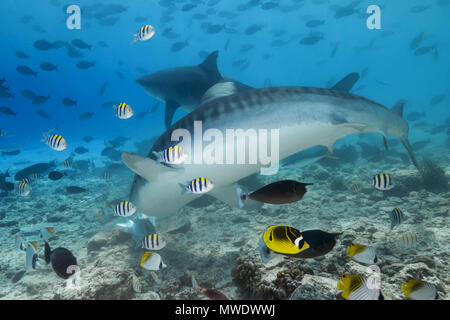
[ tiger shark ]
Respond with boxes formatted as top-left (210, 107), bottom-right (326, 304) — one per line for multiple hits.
top-left (136, 51), bottom-right (359, 129)
top-left (122, 85), bottom-right (419, 218)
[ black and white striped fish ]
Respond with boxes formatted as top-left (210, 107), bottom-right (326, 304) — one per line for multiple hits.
top-left (114, 102), bottom-right (134, 119)
top-left (180, 177), bottom-right (214, 195)
top-left (370, 173), bottom-right (393, 190)
top-left (42, 133), bottom-right (67, 151)
top-left (396, 232), bottom-right (418, 248)
top-left (112, 201), bottom-right (136, 217)
top-left (351, 183), bottom-right (360, 192)
top-left (142, 234), bottom-right (166, 250)
top-left (153, 145), bottom-right (187, 167)
top-left (132, 25), bottom-right (156, 43)
top-left (389, 208), bottom-right (407, 229)
top-left (17, 181), bottom-right (30, 196)
top-left (62, 159), bottom-right (73, 168)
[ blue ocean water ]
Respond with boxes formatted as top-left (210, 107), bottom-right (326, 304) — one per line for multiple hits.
top-left (0, 0), bottom-right (449, 301)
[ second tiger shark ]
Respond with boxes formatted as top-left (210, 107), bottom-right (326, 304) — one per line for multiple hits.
top-left (122, 84), bottom-right (420, 218)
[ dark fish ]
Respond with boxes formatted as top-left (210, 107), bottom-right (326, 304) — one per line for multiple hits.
top-left (406, 112), bottom-right (425, 121)
top-left (239, 180), bottom-right (313, 206)
top-left (410, 32), bottom-right (425, 50)
top-left (206, 24), bottom-right (225, 34)
top-left (306, 19), bottom-right (325, 28)
top-left (14, 162), bottom-right (55, 181)
top-left (198, 50), bottom-right (209, 59)
top-left (116, 71), bottom-right (125, 80)
top-left (48, 171), bottom-right (65, 181)
top-left (181, 3), bottom-right (196, 11)
top-left (101, 147), bottom-right (122, 161)
top-left (0, 181), bottom-right (14, 192)
top-left (107, 136), bottom-right (129, 148)
top-left (0, 169), bottom-right (9, 182)
top-left (66, 186), bottom-right (87, 194)
top-left (71, 39), bottom-right (92, 50)
top-left (171, 41), bottom-right (188, 52)
top-left (66, 44), bottom-right (83, 58)
top-left (261, 2), bottom-right (278, 10)
top-left (37, 110), bottom-right (51, 119)
top-left (244, 24), bottom-right (262, 35)
top-left (99, 81), bottom-right (108, 95)
top-left (62, 97), bottom-right (77, 106)
top-left (98, 17), bottom-right (120, 26)
top-left (78, 112), bottom-right (94, 120)
top-left (83, 136), bottom-right (94, 143)
top-left (74, 146), bottom-right (89, 154)
top-left (51, 41), bottom-right (66, 49)
top-left (427, 124), bottom-right (447, 135)
top-left (16, 65), bottom-right (38, 76)
top-left (208, 0), bottom-right (221, 6)
top-left (0, 106), bottom-right (16, 116)
top-left (240, 43), bottom-right (254, 52)
top-left (410, 5), bottom-right (431, 13)
top-left (1, 148), bottom-right (20, 156)
top-left (76, 61), bottom-right (95, 69)
top-left (192, 13), bottom-right (208, 20)
top-left (134, 16), bottom-right (147, 23)
top-left (98, 41), bottom-right (109, 48)
top-left (300, 32), bottom-right (324, 45)
top-left (33, 40), bottom-right (53, 51)
top-left (430, 94), bottom-right (445, 105)
top-left (14, 51), bottom-right (29, 59)
top-left (136, 109), bottom-right (150, 120)
top-left (32, 25), bottom-right (46, 33)
top-left (271, 39), bottom-right (288, 47)
top-left (218, 11), bottom-right (239, 19)
top-left (414, 45), bottom-right (436, 56)
top-left (32, 95), bottom-right (50, 105)
top-left (44, 242), bottom-right (78, 279)
top-left (40, 62), bottom-right (58, 71)
top-left (20, 15), bottom-right (33, 24)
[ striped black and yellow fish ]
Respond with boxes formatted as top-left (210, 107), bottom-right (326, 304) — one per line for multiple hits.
top-left (181, 177), bottom-right (214, 194)
top-left (153, 145), bottom-right (187, 167)
top-left (142, 234), bottom-right (166, 250)
top-left (401, 280), bottom-right (437, 300)
top-left (370, 173), bottom-right (393, 191)
top-left (259, 225), bottom-right (341, 263)
top-left (133, 25), bottom-right (156, 43)
top-left (338, 274), bottom-right (384, 300)
top-left (351, 183), bottom-right (360, 192)
top-left (42, 134), bottom-right (67, 151)
top-left (112, 201), bottom-right (136, 217)
top-left (346, 244), bottom-right (377, 264)
top-left (389, 208), bottom-right (407, 229)
top-left (62, 159), bottom-right (73, 168)
top-left (114, 102), bottom-right (134, 119)
top-left (17, 181), bottom-right (30, 196)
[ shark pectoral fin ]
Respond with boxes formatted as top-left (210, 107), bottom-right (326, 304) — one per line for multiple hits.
top-left (121, 152), bottom-right (176, 182)
top-left (330, 72), bottom-right (360, 92)
top-left (164, 101), bottom-right (180, 129)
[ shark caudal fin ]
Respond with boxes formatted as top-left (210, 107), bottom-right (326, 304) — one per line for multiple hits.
top-left (198, 50), bottom-right (223, 83)
top-left (331, 72), bottom-right (360, 92)
top-left (390, 100), bottom-right (420, 170)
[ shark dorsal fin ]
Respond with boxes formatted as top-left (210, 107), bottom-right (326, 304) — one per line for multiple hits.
top-left (331, 72), bottom-right (360, 92)
top-left (198, 51), bottom-right (222, 83)
top-left (392, 99), bottom-right (407, 117)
